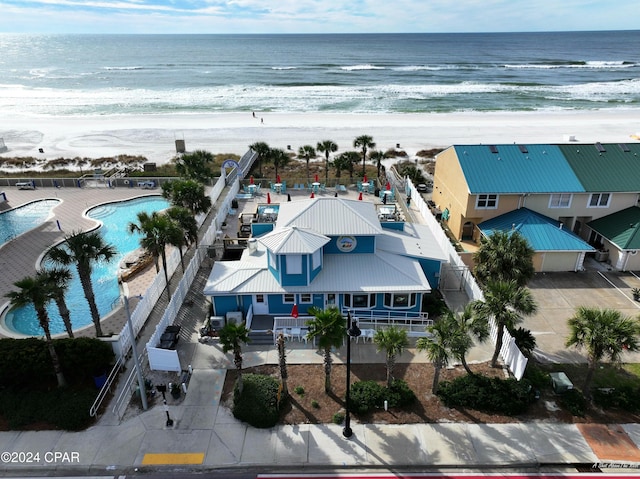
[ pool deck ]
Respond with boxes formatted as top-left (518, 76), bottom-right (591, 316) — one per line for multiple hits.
top-left (0, 186), bottom-right (166, 339)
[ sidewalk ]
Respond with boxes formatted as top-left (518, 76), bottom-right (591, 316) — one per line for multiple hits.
top-left (3, 338), bottom-right (640, 474)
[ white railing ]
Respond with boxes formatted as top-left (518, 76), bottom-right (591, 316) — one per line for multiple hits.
top-left (111, 350), bottom-right (148, 420)
top-left (89, 354), bottom-right (126, 417)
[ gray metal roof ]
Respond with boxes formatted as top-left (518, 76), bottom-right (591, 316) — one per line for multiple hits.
top-left (257, 226), bottom-right (330, 254)
top-left (275, 197), bottom-right (383, 236)
top-left (377, 223), bottom-right (449, 261)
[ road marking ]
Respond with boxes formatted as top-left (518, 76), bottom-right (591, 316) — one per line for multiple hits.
top-left (141, 452), bottom-right (205, 465)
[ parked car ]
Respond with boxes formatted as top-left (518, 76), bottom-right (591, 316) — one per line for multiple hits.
top-left (416, 183), bottom-right (429, 192)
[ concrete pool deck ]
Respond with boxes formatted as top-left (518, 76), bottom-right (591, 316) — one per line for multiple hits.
top-left (0, 186), bottom-right (167, 339)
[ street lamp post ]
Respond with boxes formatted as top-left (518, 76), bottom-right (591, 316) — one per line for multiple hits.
top-left (121, 285), bottom-right (148, 411)
top-left (343, 311), bottom-right (361, 439)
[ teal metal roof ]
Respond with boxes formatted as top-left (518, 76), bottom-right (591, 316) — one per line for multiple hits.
top-left (478, 208), bottom-right (594, 252)
top-left (558, 143), bottom-right (640, 192)
top-left (587, 206), bottom-right (640, 250)
top-left (454, 144), bottom-right (584, 194)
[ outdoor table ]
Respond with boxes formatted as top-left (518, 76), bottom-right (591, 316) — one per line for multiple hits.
top-left (312, 182), bottom-right (320, 193)
top-left (274, 183), bottom-right (282, 193)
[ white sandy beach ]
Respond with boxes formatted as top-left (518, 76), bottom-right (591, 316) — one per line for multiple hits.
top-left (2, 110), bottom-right (640, 166)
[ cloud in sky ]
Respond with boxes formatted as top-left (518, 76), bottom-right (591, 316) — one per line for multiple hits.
top-left (0, 0), bottom-right (638, 34)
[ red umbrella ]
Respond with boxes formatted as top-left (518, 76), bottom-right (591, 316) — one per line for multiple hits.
top-left (250, 176), bottom-right (254, 185)
top-left (385, 181), bottom-right (391, 191)
top-left (363, 174), bottom-right (367, 183)
top-left (291, 303), bottom-right (299, 318)
top-left (267, 192), bottom-right (271, 204)
top-left (277, 174), bottom-right (281, 183)
top-left (314, 173), bottom-right (318, 182)
top-left (358, 192), bottom-right (363, 201)
top-left (310, 191), bottom-right (315, 199)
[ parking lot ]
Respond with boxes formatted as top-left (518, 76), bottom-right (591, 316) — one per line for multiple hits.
top-left (525, 269), bottom-right (640, 364)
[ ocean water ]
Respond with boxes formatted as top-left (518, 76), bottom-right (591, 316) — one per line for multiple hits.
top-left (0, 31), bottom-right (639, 115)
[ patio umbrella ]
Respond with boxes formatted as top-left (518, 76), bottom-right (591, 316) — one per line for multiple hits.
top-left (363, 174), bottom-right (367, 183)
top-left (267, 192), bottom-right (271, 204)
top-left (287, 193), bottom-right (291, 202)
top-left (385, 181), bottom-right (391, 191)
top-left (250, 176), bottom-right (254, 185)
top-left (277, 174), bottom-right (281, 183)
top-left (291, 303), bottom-right (299, 318)
top-left (310, 191), bottom-right (315, 199)
top-left (358, 192), bottom-right (363, 201)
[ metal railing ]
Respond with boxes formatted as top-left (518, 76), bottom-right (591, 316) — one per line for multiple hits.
top-left (111, 350), bottom-right (148, 420)
top-left (89, 354), bottom-right (126, 417)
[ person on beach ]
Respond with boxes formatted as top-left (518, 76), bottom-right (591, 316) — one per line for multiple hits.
top-left (261, 117), bottom-right (264, 124)
top-left (252, 112), bottom-right (256, 118)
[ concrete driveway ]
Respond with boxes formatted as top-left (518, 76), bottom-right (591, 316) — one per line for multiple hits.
top-left (525, 270), bottom-right (640, 364)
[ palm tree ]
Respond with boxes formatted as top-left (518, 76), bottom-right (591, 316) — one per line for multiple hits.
top-left (219, 321), bottom-right (251, 394)
top-left (6, 274), bottom-right (67, 387)
top-left (417, 318), bottom-right (455, 394)
top-left (48, 230), bottom-right (116, 338)
top-left (269, 148), bottom-right (291, 183)
top-left (373, 326), bottom-right (409, 387)
top-left (298, 145), bottom-right (316, 181)
top-left (566, 307), bottom-right (640, 398)
top-left (42, 267), bottom-right (74, 338)
top-left (165, 217), bottom-right (187, 273)
top-left (161, 179), bottom-right (212, 216)
top-left (277, 332), bottom-right (289, 398)
top-left (343, 151), bottom-right (360, 182)
top-left (369, 150), bottom-right (386, 179)
top-left (447, 305), bottom-right (490, 375)
top-left (175, 149), bottom-right (214, 184)
top-left (128, 211), bottom-right (181, 300)
top-left (306, 306), bottom-right (346, 393)
top-left (167, 206), bottom-right (199, 248)
top-left (316, 140), bottom-right (338, 184)
top-left (474, 230), bottom-right (535, 288)
top-left (472, 280), bottom-right (538, 368)
top-left (249, 141), bottom-right (270, 178)
top-left (332, 152), bottom-right (352, 181)
top-left (354, 135), bottom-right (375, 176)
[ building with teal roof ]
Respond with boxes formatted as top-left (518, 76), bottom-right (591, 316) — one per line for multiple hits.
top-left (587, 206), bottom-right (640, 271)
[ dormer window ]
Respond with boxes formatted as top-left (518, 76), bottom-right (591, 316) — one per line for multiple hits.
top-left (588, 193), bottom-right (611, 208)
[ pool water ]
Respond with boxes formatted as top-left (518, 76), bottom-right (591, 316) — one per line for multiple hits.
top-left (5, 196), bottom-right (170, 336)
top-left (0, 199), bottom-right (61, 247)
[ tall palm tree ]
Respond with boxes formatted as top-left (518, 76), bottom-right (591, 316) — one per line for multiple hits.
top-left (298, 145), bottom-right (316, 182)
top-left (342, 151), bottom-right (360, 182)
top-left (42, 267), bottom-right (74, 338)
top-left (167, 206), bottom-right (199, 248)
top-left (128, 211), bottom-right (179, 300)
top-left (369, 150), bottom-right (386, 179)
top-left (354, 135), bottom-right (376, 176)
top-left (174, 149), bottom-right (214, 184)
top-left (306, 306), bottom-right (346, 393)
top-left (161, 179), bottom-right (212, 216)
top-left (566, 307), bottom-right (640, 398)
top-left (332, 152), bottom-right (351, 180)
top-left (474, 230), bottom-right (535, 288)
top-left (269, 148), bottom-right (291, 183)
top-left (472, 280), bottom-right (538, 368)
top-left (316, 140), bottom-right (338, 184)
top-left (48, 230), bottom-right (116, 338)
top-left (277, 332), bottom-right (289, 398)
top-left (249, 141), bottom-right (270, 178)
top-left (219, 321), bottom-right (251, 394)
top-left (6, 274), bottom-right (67, 387)
top-left (373, 326), bottom-right (409, 387)
top-left (447, 304), bottom-right (490, 375)
top-left (417, 318), bottom-right (455, 394)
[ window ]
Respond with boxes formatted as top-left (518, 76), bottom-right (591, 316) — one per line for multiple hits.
top-left (343, 293), bottom-right (376, 308)
top-left (256, 294), bottom-right (265, 303)
top-left (549, 194), bottom-right (572, 208)
top-left (588, 193), bottom-right (611, 208)
top-left (384, 293), bottom-right (417, 309)
top-left (476, 194), bottom-right (498, 209)
top-left (283, 294), bottom-right (295, 304)
top-left (286, 254), bottom-right (302, 274)
top-left (300, 293), bottom-right (312, 304)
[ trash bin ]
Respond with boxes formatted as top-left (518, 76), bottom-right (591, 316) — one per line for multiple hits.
top-left (550, 372), bottom-right (573, 394)
top-left (231, 199), bottom-right (239, 209)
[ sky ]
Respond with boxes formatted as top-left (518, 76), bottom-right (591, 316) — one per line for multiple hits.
top-left (0, 0), bottom-right (638, 34)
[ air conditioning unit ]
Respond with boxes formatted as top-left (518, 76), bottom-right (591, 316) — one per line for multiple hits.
top-left (226, 311), bottom-right (243, 325)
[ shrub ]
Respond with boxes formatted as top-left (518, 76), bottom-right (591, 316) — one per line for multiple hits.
top-left (332, 412), bottom-right (345, 425)
top-left (559, 388), bottom-right (586, 417)
top-left (593, 386), bottom-right (640, 413)
top-left (0, 338), bottom-right (53, 389)
top-left (294, 385), bottom-right (305, 396)
top-left (350, 380), bottom-right (385, 414)
top-left (55, 337), bottom-right (115, 383)
top-left (387, 379), bottom-right (416, 408)
top-left (232, 374), bottom-right (280, 428)
top-left (523, 364), bottom-right (550, 391)
top-left (437, 374), bottom-right (533, 416)
top-left (311, 400), bottom-right (320, 409)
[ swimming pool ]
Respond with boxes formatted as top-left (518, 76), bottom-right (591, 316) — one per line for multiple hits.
top-left (0, 199), bottom-right (61, 247)
top-left (4, 196), bottom-right (170, 336)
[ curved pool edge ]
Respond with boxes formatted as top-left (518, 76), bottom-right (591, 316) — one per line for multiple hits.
top-left (0, 197), bottom-right (63, 252)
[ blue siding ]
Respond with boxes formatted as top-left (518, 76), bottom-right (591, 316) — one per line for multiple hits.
top-left (380, 222), bottom-right (405, 231)
top-left (213, 296), bottom-right (238, 317)
top-left (280, 253), bottom-right (309, 286)
top-left (417, 258), bottom-right (440, 289)
top-left (251, 223), bottom-right (275, 237)
top-left (324, 235), bottom-right (376, 254)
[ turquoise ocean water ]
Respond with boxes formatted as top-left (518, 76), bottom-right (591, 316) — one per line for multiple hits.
top-left (0, 31), bottom-right (639, 115)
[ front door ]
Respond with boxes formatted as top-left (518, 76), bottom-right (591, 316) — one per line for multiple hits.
top-left (253, 294), bottom-right (269, 314)
top-left (325, 293), bottom-right (336, 308)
